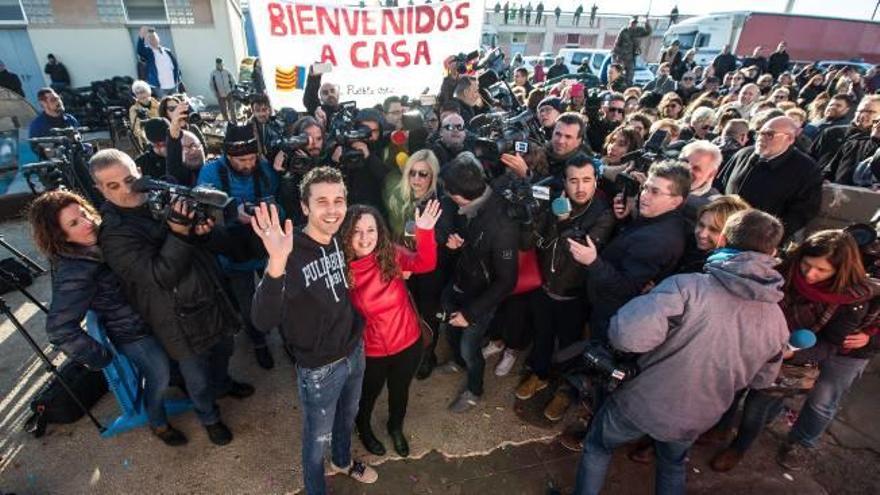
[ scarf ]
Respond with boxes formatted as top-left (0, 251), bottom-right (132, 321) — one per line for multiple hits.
top-left (791, 268), bottom-right (863, 306)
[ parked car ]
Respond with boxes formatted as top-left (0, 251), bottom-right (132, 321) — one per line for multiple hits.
top-left (520, 55), bottom-right (556, 74)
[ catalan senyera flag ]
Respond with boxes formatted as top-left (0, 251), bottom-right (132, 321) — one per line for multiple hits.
top-left (275, 65), bottom-right (307, 92)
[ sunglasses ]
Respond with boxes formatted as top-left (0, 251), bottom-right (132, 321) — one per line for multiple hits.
top-left (442, 124), bottom-right (464, 131)
top-left (409, 169), bottom-right (431, 179)
top-left (682, 77), bottom-right (694, 81)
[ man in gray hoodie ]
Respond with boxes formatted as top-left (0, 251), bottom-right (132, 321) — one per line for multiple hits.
top-left (574, 209), bottom-right (790, 495)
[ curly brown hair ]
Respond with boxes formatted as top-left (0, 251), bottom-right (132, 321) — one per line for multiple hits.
top-left (27, 190), bottom-right (100, 260)
top-left (340, 205), bottom-right (399, 287)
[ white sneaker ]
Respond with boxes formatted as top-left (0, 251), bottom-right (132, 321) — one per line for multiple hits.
top-left (329, 460), bottom-right (378, 484)
top-left (482, 341), bottom-right (505, 359)
top-left (495, 349), bottom-right (517, 377)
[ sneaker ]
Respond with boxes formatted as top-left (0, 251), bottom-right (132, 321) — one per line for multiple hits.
top-left (435, 361), bottom-right (463, 375)
top-left (777, 441), bottom-right (811, 471)
top-left (223, 380), bottom-right (255, 399)
top-left (495, 349), bottom-right (517, 377)
top-left (482, 341), bottom-right (505, 359)
top-left (543, 390), bottom-right (572, 422)
top-left (515, 374), bottom-right (549, 400)
top-left (205, 421), bottom-right (233, 446)
top-left (329, 460), bottom-right (378, 484)
top-left (254, 346), bottom-right (275, 370)
top-left (626, 439), bottom-right (655, 465)
top-left (560, 429), bottom-right (586, 452)
top-left (449, 390), bottom-right (480, 413)
top-left (152, 424), bottom-right (188, 447)
top-left (710, 447), bottom-right (744, 472)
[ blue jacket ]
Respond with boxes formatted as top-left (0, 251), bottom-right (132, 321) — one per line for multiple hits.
top-left (197, 155), bottom-right (280, 272)
top-left (46, 250), bottom-right (151, 369)
top-left (136, 37), bottom-right (180, 89)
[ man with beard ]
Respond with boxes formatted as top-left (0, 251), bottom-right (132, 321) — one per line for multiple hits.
top-left (679, 140), bottom-right (722, 222)
top-left (29, 87), bottom-right (80, 158)
top-left (197, 123), bottom-right (281, 370)
top-left (249, 94), bottom-right (277, 160)
top-left (586, 93), bottom-right (626, 153)
top-left (303, 66), bottom-right (341, 123)
top-left (810, 95), bottom-right (880, 169)
top-left (431, 113), bottom-right (471, 166)
top-left (383, 96), bottom-right (404, 130)
top-left (803, 94), bottom-right (853, 140)
top-left (537, 97), bottom-right (563, 140)
top-left (164, 102), bottom-right (207, 186)
top-left (453, 75), bottom-right (483, 127)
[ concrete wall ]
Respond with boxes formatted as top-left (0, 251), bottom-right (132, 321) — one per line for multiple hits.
top-left (26, 27), bottom-right (138, 87)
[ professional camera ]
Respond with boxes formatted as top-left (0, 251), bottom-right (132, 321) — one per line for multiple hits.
top-left (228, 83), bottom-right (258, 105)
top-left (845, 221), bottom-right (880, 278)
top-left (132, 177), bottom-right (233, 227)
top-left (614, 128), bottom-right (674, 199)
top-left (493, 174), bottom-right (552, 225)
top-left (560, 341), bottom-right (640, 396)
top-left (450, 50), bottom-right (479, 74)
top-left (104, 105), bottom-right (144, 155)
top-left (26, 127), bottom-right (100, 203)
top-left (471, 109), bottom-right (544, 176)
top-left (325, 101), bottom-right (374, 168)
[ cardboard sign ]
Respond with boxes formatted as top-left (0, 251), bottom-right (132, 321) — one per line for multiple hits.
top-left (249, 0), bottom-right (485, 108)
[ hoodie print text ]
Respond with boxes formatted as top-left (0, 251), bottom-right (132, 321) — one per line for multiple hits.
top-left (301, 243), bottom-right (348, 303)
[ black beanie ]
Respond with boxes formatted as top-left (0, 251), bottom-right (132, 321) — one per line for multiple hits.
top-left (143, 118), bottom-right (169, 144)
top-left (223, 123), bottom-right (259, 156)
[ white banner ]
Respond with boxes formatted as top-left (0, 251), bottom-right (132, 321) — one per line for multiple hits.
top-left (250, 0), bottom-right (485, 109)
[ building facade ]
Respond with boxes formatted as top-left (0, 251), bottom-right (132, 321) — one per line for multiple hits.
top-left (0, 0), bottom-right (247, 106)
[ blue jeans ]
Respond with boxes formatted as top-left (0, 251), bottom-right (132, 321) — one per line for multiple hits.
top-left (177, 336), bottom-right (234, 425)
top-left (226, 269), bottom-right (266, 348)
top-left (575, 399), bottom-right (691, 495)
top-left (442, 287), bottom-right (494, 396)
top-left (116, 336), bottom-right (171, 428)
top-left (297, 342), bottom-right (365, 495)
top-left (788, 354), bottom-right (869, 448)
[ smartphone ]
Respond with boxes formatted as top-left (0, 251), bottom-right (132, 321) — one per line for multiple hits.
top-left (419, 94), bottom-right (437, 106)
top-left (311, 62), bottom-right (333, 75)
top-left (514, 141), bottom-right (529, 154)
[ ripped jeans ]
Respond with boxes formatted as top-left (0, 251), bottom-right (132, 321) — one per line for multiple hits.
top-left (296, 341), bottom-right (365, 495)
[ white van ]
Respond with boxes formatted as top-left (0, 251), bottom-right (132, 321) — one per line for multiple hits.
top-left (557, 48), bottom-right (654, 86)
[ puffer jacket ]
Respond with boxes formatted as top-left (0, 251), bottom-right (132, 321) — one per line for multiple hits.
top-left (349, 228), bottom-right (437, 357)
top-left (99, 202), bottom-right (241, 360)
top-left (46, 248), bottom-right (151, 369)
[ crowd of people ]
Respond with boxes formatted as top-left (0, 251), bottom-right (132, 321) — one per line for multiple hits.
top-left (19, 23), bottom-right (880, 495)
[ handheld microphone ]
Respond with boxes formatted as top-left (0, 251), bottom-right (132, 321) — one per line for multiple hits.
top-left (551, 196), bottom-right (572, 216)
top-left (788, 329), bottom-right (817, 352)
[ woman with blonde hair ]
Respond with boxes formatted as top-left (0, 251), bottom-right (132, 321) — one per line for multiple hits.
top-left (384, 149), bottom-right (440, 243)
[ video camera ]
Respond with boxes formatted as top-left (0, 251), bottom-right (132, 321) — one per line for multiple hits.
top-left (614, 129), bottom-right (675, 199)
top-left (560, 341), bottom-right (640, 396)
top-left (228, 83), bottom-right (260, 105)
top-left (493, 174), bottom-right (553, 225)
top-left (450, 50), bottom-right (480, 74)
top-left (132, 177), bottom-right (233, 227)
top-left (470, 109), bottom-right (543, 177)
top-left (326, 101), bottom-right (374, 168)
top-left (25, 127), bottom-right (100, 203)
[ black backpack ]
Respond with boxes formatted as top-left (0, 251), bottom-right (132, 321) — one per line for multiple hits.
top-left (24, 360), bottom-right (108, 437)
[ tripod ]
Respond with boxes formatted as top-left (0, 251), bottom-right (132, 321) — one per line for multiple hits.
top-left (0, 295), bottom-right (105, 432)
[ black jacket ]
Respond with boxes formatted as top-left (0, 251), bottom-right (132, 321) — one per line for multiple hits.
top-left (712, 53), bottom-right (737, 80)
top-left (824, 135), bottom-right (880, 186)
top-left (767, 51), bottom-right (790, 77)
top-left (302, 73), bottom-right (340, 122)
top-left (46, 249), bottom-right (151, 369)
top-left (342, 143), bottom-right (393, 218)
top-left (99, 202), bottom-right (242, 360)
top-left (251, 230), bottom-right (362, 368)
top-left (531, 197), bottom-right (615, 298)
top-left (135, 149), bottom-right (168, 180)
top-left (811, 124), bottom-right (865, 170)
top-left (586, 208), bottom-right (688, 343)
top-left (721, 145), bottom-right (823, 238)
top-left (547, 63), bottom-right (570, 80)
top-left (450, 189), bottom-right (520, 323)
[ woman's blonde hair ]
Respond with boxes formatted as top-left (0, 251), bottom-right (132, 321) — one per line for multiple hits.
top-left (398, 149), bottom-right (439, 201)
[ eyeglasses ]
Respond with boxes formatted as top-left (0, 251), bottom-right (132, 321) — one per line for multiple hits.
top-left (682, 77), bottom-right (694, 81)
top-left (757, 130), bottom-right (792, 139)
top-left (606, 107), bottom-right (625, 114)
top-left (409, 169), bottom-right (431, 179)
top-left (442, 123), bottom-right (465, 131)
top-left (640, 184), bottom-right (677, 197)
top-left (320, 89), bottom-right (335, 95)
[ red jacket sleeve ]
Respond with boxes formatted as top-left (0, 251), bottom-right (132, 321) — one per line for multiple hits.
top-left (396, 227), bottom-right (437, 274)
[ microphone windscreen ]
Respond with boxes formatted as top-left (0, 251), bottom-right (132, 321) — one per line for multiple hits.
top-left (551, 197), bottom-right (571, 216)
top-left (190, 186), bottom-right (230, 208)
top-left (131, 177), bottom-right (158, 193)
top-left (789, 329), bottom-right (817, 350)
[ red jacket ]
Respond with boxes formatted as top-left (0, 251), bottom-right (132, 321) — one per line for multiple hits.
top-left (350, 227), bottom-right (437, 357)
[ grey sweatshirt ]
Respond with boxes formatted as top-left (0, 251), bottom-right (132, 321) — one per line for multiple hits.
top-left (608, 251), bottom-right (789, 443)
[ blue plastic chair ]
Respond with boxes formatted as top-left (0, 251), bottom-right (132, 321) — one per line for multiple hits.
top-left (85, 312), bottom-right (191, 438)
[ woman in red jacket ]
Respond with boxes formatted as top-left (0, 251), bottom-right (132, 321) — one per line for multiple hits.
top-left (341, 199), bottom-right (441, 457)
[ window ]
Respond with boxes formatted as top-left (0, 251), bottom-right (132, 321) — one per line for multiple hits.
top-left (511, 32), bottom-right (527, 43)
top-left (566, 33), bottom-right (580, 45)
top-left (123, 0), bottom-right (168, 23)
top-left (0, 0), bottom-right (25, 22)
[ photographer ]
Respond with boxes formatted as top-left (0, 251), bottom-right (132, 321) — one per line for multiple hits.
top-left (91, 149), bottom-right (254, 446)
top-left (570, 161), bottom-right (691, 344)
top-left (164, 102), bottom-right (206, 186)
top-left (129, 80), bottom-right (160, 151)
top-left (135, 118), bottom-right (169, 180)
top-left (197, 123), bottom-right (280, 369)
top-left (516, 153), bottom-right (616, 417)
top-left (28, 88), bottom-right (80, 159)
top-left (273, 116), bottom-right (326, 225)
top-left (437, 152), bottom-right (519, 413)
top-left (331, 109), bottom-right (393, 216)
top-left (302, 65), bottom-right (341, 122)
top-left (158, 95), bottom-right (207, 149)
top-left (574, 209), bottom-right (789, 495)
